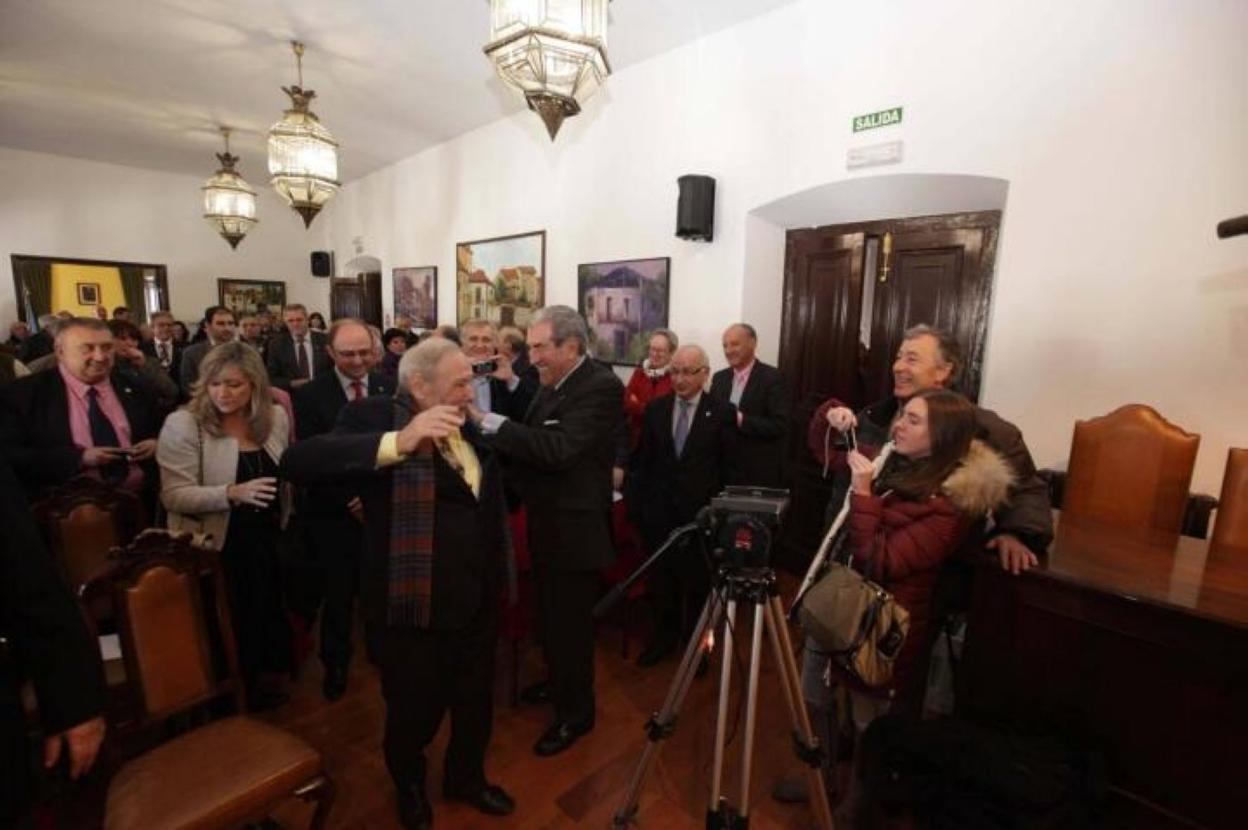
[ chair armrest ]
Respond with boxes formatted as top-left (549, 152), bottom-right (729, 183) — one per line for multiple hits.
top-left (1182, 493), bottom-right (1218, 539)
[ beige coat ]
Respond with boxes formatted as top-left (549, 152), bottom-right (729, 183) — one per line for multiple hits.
top-left (156, 406), bottom-right (290, 549)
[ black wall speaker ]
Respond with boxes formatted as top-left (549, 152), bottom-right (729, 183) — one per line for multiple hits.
top-left (676, 174), bottom-right (715, 242)
top-left (310, 251), bottom-right (333, 277)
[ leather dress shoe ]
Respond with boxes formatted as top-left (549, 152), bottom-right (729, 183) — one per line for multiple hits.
top-left (443, 782), bottom-right (516, 816)
top-left (397, 785), bottom-right (433, 830)
top-left (534, 715), bottom-right (594, 756)
top-left (322, 664), bottom-right (348, 702)
top-left (519, 680), bottom-right (551, 705)
top-left (636, 637), bottom-right (677, 668)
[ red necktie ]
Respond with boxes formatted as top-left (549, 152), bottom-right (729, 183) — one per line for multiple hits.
top-left (351, 380), bottom-right (365, 401)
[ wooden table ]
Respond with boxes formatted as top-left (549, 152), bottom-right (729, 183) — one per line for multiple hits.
top-left (958, 512), bottom-right (1248, 829)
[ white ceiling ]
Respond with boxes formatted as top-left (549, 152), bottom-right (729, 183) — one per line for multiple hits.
top-left (0, 0), bottom-right (802, 183)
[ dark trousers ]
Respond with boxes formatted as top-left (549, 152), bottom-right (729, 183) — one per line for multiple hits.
top-left (643, 532), bottom-right (710, 646)
top-left (375, 604), bottom-right (498, 794)
top-left (310, 512), bottom-right (362, 670)
top-left (220, 518), bottom-right (292, 697)
top-left (534, 565), bottom-right (598, 723)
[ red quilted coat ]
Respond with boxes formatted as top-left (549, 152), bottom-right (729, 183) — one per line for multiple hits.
top-left (624, 363), bottom-right (673, 447)
top-left (843, 440), bottom-right (1013, 698)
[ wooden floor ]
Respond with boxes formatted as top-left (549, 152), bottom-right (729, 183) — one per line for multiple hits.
top-left (264, 605), bottom-right (827, 830)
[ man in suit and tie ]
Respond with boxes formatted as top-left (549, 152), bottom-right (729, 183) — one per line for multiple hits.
top-left (267, 303), bottom-right (331, 391)
top-left (281, 337), bottom-right (515, 829)
top-left (461, 318), bottom-right (537, 421)
top-left (179, 305), bottom-right (236, 392)
top-left (709, 323), bottom-right (791, 488)
top-left (292, 318), bottom-right (395, 701)
top-left (628, 345), bottom-right (740, 666)
top-left (0, 317), bottom-right (161, 503)
top-left (140, 310), bottom-right (185, 395)
top-left (472, 305), bottom-right (624, 756)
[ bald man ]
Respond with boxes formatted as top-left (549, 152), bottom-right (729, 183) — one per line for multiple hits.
top-left (708, 323), bottom-right (791, 488)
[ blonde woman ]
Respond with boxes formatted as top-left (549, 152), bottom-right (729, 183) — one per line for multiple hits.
top-left (156, 342), bottom-right (292, 709)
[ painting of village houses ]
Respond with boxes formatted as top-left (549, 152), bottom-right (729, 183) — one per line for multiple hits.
top-left (392, 266), bottom-right (437, 329)
top-left (455, 231), bottom-right (545, 327)
top-left (577, 257), bottom-right (671, 365)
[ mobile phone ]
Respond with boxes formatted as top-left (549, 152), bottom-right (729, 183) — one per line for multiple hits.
top-left (115, 446), bottom-right (138, 456)
top-left (471, 358), bottom-right (498, 376)
top-left (845, 427), bottom-right (857, 452)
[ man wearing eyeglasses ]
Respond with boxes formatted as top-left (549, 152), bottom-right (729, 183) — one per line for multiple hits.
top-left (627, 345), bottom-right (740, 667)
top-left (292, 318), bottom-right (393, 701)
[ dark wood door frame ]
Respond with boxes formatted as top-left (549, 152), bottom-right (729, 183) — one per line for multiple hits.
top-left (10, 253), bottom-right (171, 322)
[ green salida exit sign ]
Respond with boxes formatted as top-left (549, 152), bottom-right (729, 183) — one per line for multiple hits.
top-left (852, 107), bottom-right (903, 132)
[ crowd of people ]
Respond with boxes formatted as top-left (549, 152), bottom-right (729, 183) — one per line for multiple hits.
top-left (0, 301), bottom-right (1052, 828)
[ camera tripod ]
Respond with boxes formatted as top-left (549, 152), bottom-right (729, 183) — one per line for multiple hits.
top-left (610, 565), bottom-right (834, 830)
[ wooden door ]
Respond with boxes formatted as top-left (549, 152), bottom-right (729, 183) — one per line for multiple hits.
top-left (330, 271), bottom-right (383, 327)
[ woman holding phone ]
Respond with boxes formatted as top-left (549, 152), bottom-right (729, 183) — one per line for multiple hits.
top-left (156, 342), bottom-right (292, 709)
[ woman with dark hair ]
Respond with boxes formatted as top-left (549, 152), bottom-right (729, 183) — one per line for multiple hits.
top-left (380, 327), bottom-right (409, 379)
top-left (171, 320), bottom-right (190, 343)
top-left (308, 311), bottom-right (328, 332)
top-left (156, 341), bottom-right (292, 709)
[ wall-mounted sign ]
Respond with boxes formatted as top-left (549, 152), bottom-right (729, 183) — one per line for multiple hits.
top-left (852, 107), bottom-right (903, 133)
top-left (847, 140), bottom-right (904, 170)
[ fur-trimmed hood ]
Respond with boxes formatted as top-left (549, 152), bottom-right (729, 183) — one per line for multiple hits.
top-left (941, 439), bottom-right (1014, 517)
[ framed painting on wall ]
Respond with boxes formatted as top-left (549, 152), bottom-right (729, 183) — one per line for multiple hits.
top-left (218, 279), bottom-right (287, 316)
top-left (76, 282), bottom-right (100, 306)
top-left (577, 257), bottom-right (671, 365)
top-left (393, 266), bottom-right (437, 329)
top-left (455, 230), bottom-right (545, 328)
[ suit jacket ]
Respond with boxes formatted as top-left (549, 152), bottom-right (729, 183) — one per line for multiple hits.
top-left (156, 406), bottom-right (291, 549)
top-left (0, 367), bottom-right (162, 499)
top-left (279, 397), bottom-right (509, 630)
top-left (0, 456), bottom-right (104, 821)
top-left (487, 370), bottom-right (538, 421)
top-left (292, 371), bottom-right (394, 513)
top-left (266, 331), bottom-right (332, 391)
top-left (18, 329), bottom-right (52, 364)
top-left (486, 357), bottom-right (624, 570)
top-left (709, 360), bottom-right (791, 488)
top-left (628, 392), bottom-right (740, 548)
top-left (141, 339), bottom-right (185, 392)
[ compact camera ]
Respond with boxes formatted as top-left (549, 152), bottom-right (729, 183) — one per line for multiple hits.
top-left (471, 358), bottom-right (498, 376)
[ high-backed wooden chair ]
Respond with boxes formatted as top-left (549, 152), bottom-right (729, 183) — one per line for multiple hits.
top-left (1060, 404), bottom-right (1200, 534)
top-left (32, 475), bottom-right (143, 592)
top-left (1212, 448), bottom-right (1248, 549)
top-left (84, 531), bottom-right (333, 830)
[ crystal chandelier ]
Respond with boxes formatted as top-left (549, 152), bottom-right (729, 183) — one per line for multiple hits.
top-left (202, 127), bottom-right (258, 250)
top-left (484, 0), bottom-right (612, 141)
top-left (268, 41), bottom-right (340, 227)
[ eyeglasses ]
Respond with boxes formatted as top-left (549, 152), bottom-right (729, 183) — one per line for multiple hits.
top-left (670, 367), bottom-right (707, 377)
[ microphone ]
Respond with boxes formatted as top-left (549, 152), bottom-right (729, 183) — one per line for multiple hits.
top-left (1217, 215), bottom-right (1248, 239)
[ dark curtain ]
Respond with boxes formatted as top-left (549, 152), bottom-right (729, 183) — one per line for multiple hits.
top-left (118, 266), bottom-right (147, 323)
top-left (13, 258), bottom-right (52, 323)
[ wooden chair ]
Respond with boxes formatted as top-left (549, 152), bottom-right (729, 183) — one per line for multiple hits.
top-left (32, 475), bottom-right (144, 593)
top-left (1212, 448), bottom-right (1248, 549)
top-left (84, 530), bottom-right (333, 830)
top-left (1060, 404), bottom-right (1200, 534)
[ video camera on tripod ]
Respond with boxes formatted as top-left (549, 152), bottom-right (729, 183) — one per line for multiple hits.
top-left (703, 486), bottom-right (790, 570)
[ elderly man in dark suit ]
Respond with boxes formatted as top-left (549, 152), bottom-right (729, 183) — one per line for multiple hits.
top-left (140, 310), bottom-right (185, 395)
top-left (709, 322), bottom-right (791, 488)
top-left (0, 455), bottom-right (106, 827)
top-left (292, 318), bottom-right (394, 701)
top-left (472, 305), bottom-right (624, 756)
top-left (282, 337), bottom-right (515, 830)
top-left (267, 303), bottom-right (331, 391)
top-left (628, 344), bottom-right (740, 666)
top-left (0, 317), bottom-right (161, 503)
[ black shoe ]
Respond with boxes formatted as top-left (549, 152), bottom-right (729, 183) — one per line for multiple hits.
top-left (519, 680), bottom-right (551, 705)
top-left (636, 637), bottom-right (676, 668)
top-left (534, 715), bottom-right (594, 756)
top-left (397, 784), bottom-right (433, 830)
top-left (322, 664), bottom-right (348, 702)
top-left (443, 782), bottom-right (516, 816)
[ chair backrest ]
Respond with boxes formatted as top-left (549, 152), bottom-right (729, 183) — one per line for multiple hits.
top-left (83, 530), bottom-right (243, 726)
top-left (1061, 404), bottom-right (1200, 533)
top-left (1212, 448), bottom-right (1248, 549)
top-left (33, 476), bottom-right (143, 591)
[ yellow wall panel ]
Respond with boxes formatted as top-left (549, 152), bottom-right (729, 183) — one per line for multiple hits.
top-left (50, 263), bottom-right (125, 317)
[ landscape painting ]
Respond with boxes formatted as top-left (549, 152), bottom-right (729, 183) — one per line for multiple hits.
top-left (393, 266), bottom-right (437, 329)
top-left (218, 278), bottom-right (286, 316)
top-left (577, 257), bottom-right (671, 365)
top-left (456, 231), bottom-right (545, 327)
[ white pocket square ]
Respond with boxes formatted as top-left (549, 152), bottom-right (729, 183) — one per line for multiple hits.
top-left (543, 419), bottom-right (561, 425)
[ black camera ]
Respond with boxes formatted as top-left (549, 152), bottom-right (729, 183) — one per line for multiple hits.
top-left (471, 358), bottom-right (498, 376)
top-left (705, 486), bottom-right (790, 569)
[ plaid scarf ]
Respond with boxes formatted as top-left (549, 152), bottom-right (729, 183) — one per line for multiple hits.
top-left (387, 392), bottom-right (519, 628)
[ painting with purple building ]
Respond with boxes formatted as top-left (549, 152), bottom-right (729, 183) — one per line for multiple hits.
top-left (577, 257), bottom-right (671, 365)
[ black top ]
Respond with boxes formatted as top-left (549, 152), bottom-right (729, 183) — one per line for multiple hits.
top-left (231, 449), bottom-right (280, 520)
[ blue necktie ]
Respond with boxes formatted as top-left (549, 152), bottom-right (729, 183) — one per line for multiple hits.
top-left (87, 387), bottom-right (126, 482)
top-left (674, 399), bottom-right (691, 458)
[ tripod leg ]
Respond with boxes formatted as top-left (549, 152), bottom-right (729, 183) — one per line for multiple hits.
top-left (709, 598), bottom-right (737, 809)
top-left (612, 591), bottom-right (725, 829)
top-left (764, 596), bottom-right (834, 830)
top-left (736, 601), bottom-right (767, 819)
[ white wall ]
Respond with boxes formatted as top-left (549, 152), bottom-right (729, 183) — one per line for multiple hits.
top-left (318, 0), bottom-right (1248, 494)
top-left (0, 146), bottom-right (330, 324)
